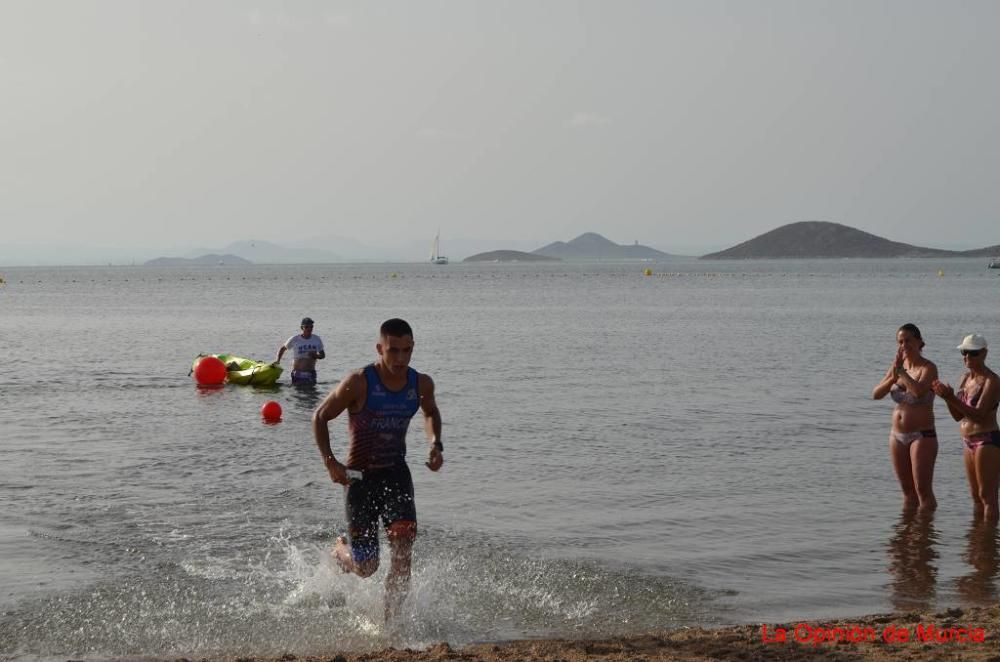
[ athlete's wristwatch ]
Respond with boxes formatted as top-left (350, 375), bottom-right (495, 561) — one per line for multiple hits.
top-left (432, 441), bottom-right (444, 452)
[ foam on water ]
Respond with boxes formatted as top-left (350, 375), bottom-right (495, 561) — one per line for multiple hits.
top-left (0, 524), bottom-right (716, 659)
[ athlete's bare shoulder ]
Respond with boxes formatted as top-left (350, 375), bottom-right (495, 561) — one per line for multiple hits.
top-left (315, 369), bottom-right (368, 420)
top-left (339, 368), bottom-right (367, 392)
top-left (333, 368), bottom-right (370, 413)
top-left (417, 372), bottom-right (435, 394)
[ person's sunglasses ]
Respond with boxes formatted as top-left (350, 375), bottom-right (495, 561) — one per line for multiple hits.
top-left (961, 349), bottom-right (983, 357)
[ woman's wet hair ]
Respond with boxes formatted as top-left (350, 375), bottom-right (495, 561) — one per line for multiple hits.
top-left (898, 322), bottom-right (925, 348)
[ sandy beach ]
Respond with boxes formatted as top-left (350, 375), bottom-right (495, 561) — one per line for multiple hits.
top-left (218, 604), bottom-right (1000, 661)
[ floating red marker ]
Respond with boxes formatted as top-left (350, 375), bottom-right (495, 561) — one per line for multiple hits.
top-left (192, 356), bottom-right (227, 386)
top-left (261, 400), bottom-right (282, 422)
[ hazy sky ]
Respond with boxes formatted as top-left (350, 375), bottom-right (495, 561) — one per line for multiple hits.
top-left (2, 0), bottom-right (998, 261)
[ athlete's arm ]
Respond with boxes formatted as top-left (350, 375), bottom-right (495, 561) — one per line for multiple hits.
top-left (313, 372), bottom-right (362, 484)
top-left (419, 374), bottom-right (443, 471)
top-left (275, 345), bottom-right (287, 364)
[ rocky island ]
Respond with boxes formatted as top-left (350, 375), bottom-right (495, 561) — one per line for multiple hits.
top-left (702, 221), bottom-right (1000, 259)
top-left (534, 232), bottom-right (672, 260)
top-left (464, 233), bottom-right (672, 262)
top-left (463, 250), bottom-right (560, 263)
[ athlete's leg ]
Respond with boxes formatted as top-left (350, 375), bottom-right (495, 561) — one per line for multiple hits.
top-left (384, 520), bottom-right (417, 622)
top-left (331, 536), bottom-right (378, 577)
top-left (333, 481), bottom-right (380, 577)
top-left (380, 464), bottom-right (418, 622)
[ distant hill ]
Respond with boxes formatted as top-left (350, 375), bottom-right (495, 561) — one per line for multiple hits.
top-left (957, 244), bottom-right (1000, 258)
top-left (533, 233), bottom-right (671, 260)
top-left (144, 253), bottom-right (252, 266)
top-left (464, 250), bottom-right (561, 263)
top-left (218, 240), bottom-right (342, 264)
top-left (700, 221), bottom-right (994, 259)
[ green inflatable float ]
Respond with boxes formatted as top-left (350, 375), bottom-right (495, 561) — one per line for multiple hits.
top-left (192, 354), bottom-right (284, 386)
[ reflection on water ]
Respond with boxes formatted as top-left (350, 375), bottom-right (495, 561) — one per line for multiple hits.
top-left (287, 383), bottom-right (322, 412)
top-left (885, 508), bottom-right (938, 612)
top-left (955, 519), bottom-right (1000, 605)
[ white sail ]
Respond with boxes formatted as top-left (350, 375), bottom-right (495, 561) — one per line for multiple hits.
top-left (430, 231), bottom-right (448, 264)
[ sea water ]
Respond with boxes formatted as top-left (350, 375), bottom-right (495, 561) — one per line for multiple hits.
top-left (1, 258), bottom-right (999, 658)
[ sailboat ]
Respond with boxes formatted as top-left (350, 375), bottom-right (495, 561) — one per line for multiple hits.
top-left (430, 231), bottom-right (449, 265)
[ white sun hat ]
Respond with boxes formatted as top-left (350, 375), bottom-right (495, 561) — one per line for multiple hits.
top-left (957, 334), bottom-right (988, 351)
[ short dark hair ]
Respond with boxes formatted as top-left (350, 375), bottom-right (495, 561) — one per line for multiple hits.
top-left (380, 318), bottom-right (413, 339)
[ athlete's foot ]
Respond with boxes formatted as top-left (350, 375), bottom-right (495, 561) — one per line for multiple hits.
top-left (331, 536), bottom-right (353, 574)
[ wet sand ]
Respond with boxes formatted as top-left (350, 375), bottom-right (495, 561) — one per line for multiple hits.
top-left (202, 603), bottom-right (1000, 661)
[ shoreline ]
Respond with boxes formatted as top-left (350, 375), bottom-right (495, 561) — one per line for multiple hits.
top-left (196, 603), bottom-right (1000, 661)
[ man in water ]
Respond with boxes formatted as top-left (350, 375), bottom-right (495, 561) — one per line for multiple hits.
top-left (312, 318), bottom-right (444, 622)
top-left (275, 317), bottom-right (325, 385)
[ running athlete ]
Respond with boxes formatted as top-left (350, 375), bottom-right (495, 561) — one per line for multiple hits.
top-left (312, 318), bottom-right (444, 621)
top-left (872, 323), bottom-right (939, 511)
top-left (932, 334), bottom-right (1000, 520)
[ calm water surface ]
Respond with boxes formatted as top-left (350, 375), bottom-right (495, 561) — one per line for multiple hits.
top-left (2, 258), bottom-right (1000, 658)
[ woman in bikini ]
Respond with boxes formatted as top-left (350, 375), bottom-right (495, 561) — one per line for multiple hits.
top-left (873, 323), bottom-right (939, 511)
top-left (932, 334), bottom-right (1000, 520)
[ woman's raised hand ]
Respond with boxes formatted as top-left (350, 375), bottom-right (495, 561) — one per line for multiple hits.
top-left (931, 379), bottom-right (952, 398)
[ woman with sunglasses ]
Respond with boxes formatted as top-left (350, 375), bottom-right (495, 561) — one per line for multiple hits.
top-left (873, 323), bottom-right (939, 511)
top-left (932, 334), bottom-right (1000, 520)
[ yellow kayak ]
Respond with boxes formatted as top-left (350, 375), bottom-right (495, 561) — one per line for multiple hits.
top-left (193, 354), bottom-right (284, 386)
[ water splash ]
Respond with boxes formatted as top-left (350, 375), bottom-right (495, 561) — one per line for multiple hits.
top-left (0, 527), bottom-right (717, 659)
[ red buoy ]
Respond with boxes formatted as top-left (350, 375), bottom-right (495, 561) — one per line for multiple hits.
top-left (193, 356), bottom-right (227, 386)
top-left (261, 400), bottom-right (282, 422)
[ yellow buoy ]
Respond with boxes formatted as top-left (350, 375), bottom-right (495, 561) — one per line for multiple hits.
top-left (938, 270), bottom-right (944, 277)
top-left (643, 268), bottom-right (653, 276)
